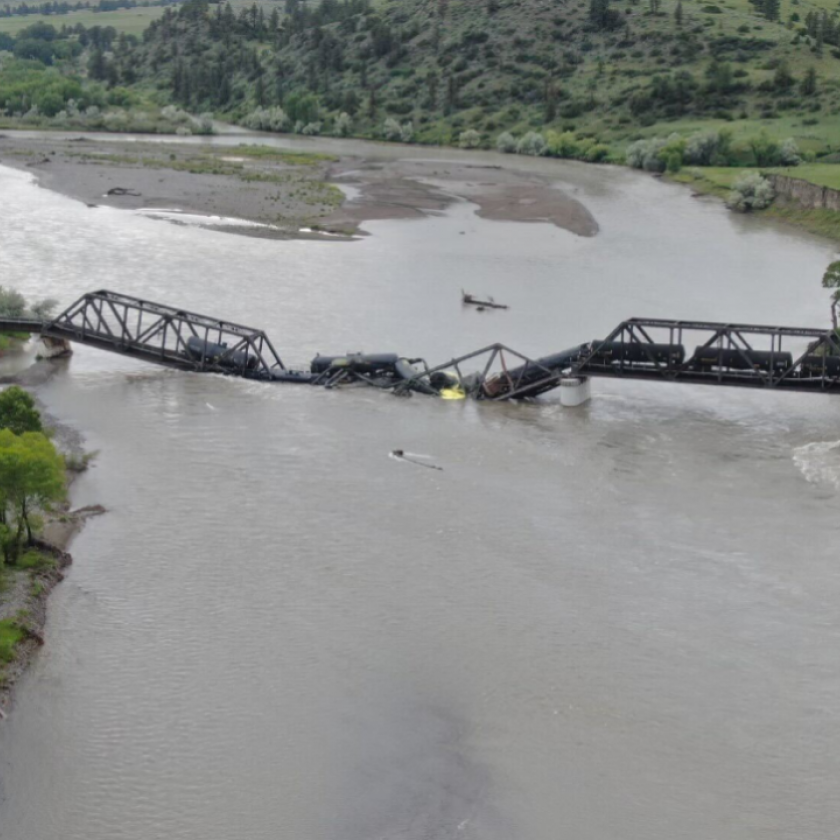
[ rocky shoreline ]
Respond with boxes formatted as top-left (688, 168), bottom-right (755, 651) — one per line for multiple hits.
top-left (0, 356), bottom-right (103, 716)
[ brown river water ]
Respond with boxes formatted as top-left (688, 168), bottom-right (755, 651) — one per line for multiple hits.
top-left (0, 137), bottom-right (839, 839)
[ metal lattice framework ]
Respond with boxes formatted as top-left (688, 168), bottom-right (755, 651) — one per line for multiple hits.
top-left (4, 291), bottom-right (840, 399)
top-left (43, 290), bottom-right (286, 378)
top-left (572, 318), bottom-right (840, 393)
top-left (393, 343), bottom-right (587, 400)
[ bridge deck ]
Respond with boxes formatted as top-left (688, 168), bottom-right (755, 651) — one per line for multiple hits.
top-left (4, 291), bottom-right (840, 399)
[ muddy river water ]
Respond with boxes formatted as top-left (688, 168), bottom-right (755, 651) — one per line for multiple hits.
top-left (0, 137), bottom-right (839, 839)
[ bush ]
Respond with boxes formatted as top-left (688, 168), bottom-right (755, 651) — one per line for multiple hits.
top-left (496, 131), bottom-right (517, 153)
top-left (335, 112), bottom-right (352, 137)
top-left (626, 134), bottom-right (685, 172)
top-left (0, 386), bottom-right (42, 435)
top-left (195, 113), bottom-right (215, 136)
top-left (516, 131), bottom-right (547, 156)
top-left (748, 131), bottom-right (780, 166)
top-left (546, 131), bottom-right (580, 158)
top-left (684, 132), bottom-right (712, 166)
top-left (459, 129), bottom-right (481, 149)
top-left (400, 121), bottom-right (414, 143)
top-left (242, 107), bottom-right (289, 132)
top-left (584, 143), bottom-right (609, 162)
top-left (778, 137), bottom-right (801, 166)
top-left (626, 137), bottom-right (666, 171)
top-left (301, 122), bottom-right (322, 136)
top-left (382, 117), bottom-right (402, 141)
top-left (727, 173), bottom-right (774, 212)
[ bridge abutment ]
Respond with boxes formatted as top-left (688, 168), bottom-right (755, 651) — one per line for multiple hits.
top-left (559, 377), bottom-right (591, 407)
top-left (39, 337), bottom-right (72, 359)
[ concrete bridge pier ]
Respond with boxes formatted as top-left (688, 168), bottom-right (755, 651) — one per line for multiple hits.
top-left (559, 376), bottom-right (591, 407)
top-left (39, 336), bottom-right (72, 359)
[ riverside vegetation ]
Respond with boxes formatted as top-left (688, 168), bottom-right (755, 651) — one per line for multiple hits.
top-left (0, 290), bottom-right (93, 699)
top-left (0, 384), bottom-right (70, 691)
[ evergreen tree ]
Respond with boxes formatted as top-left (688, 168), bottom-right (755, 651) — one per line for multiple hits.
top-left (763, 0), bottom-right (780, 22)
top-left (800, 66), bottom-right (817, 96)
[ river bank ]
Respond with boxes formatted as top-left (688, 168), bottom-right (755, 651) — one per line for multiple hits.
top-left (0, 132), bottom-right (598, 239)
top-left (668, 167), bottom-right (840, 244)
top-left (0, 355), bottom-right (101, 716)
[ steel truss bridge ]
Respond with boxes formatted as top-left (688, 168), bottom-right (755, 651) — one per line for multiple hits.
top-left (4, 290), bottom-right (840, 400)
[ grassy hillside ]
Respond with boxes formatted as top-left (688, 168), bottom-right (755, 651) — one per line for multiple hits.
top-left (0, 6), bottom-right (168, 35)
top-left (103, 0), bottom-right (840, 154)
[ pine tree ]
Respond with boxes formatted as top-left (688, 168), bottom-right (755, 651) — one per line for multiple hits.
top-left (763, 0), bottom-right (779, 22)
top-left (674, 0), bottom-right (683, 26)
top-left (800, 66), bottom-right (817, 96)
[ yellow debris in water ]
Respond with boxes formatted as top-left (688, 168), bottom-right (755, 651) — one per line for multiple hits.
top-left (439, 387), bottom-right (466, 400)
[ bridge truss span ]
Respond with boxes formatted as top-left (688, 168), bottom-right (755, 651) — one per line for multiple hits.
top-left (45, 290), bottom-right (287, 379)
top-left (572, 317), bottom-right (840, 393)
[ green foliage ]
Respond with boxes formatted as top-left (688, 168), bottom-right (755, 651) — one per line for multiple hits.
top-left (0, 619), bottom-right (24, 663)
top-left (779, 138), bottom-right (801, 166)
top-left (459, 129), bottom-right (481, 149)
top-left (0, 287), bottom-right (26, 319)
top-left (727, 172), bottom-right (775, 212)
top-left (0, 387), bottom-right (42, 436)
top-left (17, 548), bottom-right (54, 572)
top-left (0, 429), bottom-right (65, 564)
top-left (822, 260), bottom-right (840, 326)
top-left (684, 130), bottom-right (732, 166)
top-left (496, 131), bottom-right (517, 153)
top-left (516, 131), bottom-right (547, 156)
top-left (748, 131), bottom-right (780, 166)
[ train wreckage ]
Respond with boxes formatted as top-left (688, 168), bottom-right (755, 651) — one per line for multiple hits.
top-left (5, 290), bottom-right (840, 403)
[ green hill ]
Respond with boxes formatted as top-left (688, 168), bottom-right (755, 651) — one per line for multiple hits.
top-left (5, 0), bottom-right (840, 157)
top-left (109, 0), bottom-right (840, 154)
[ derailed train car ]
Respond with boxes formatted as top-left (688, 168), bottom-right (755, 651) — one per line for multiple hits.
top-left (185, 336), bottom-right (259, 371)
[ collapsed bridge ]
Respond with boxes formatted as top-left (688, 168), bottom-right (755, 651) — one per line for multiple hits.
top-left (4, 289), bottom-right (840, 401)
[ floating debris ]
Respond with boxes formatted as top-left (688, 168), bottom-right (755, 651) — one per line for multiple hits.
top-left (461, 290), bottom-right (508, 310)
top-left (390, 450), bottom-right (443, 470)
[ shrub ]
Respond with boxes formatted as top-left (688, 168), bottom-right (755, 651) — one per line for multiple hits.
top-left (400, 121), bottom-right (414, 143)
top-left (778, 137), bottom-right (801, 166)
top-left (684, 130), bottom-right (721, 165)
top-left (626, 137), bottom-right (667, 171)
top-left (459, 129), bottom-right (481, 148)
top-left (103, 110), bottom-right (128, 132)
top-left (160, 104), bottom-right (189, 124)
top-left (335, 112), bottom-right (353, 137)
top-left (195, 113), bottom-right (215, 135)
top-left (585, 143), bottom-right (610, 163)
top-left (516, 131), bottom-right (547, 156)
top-left (748, 131), bottom-right (780, 166)
top-left (727, 173), bottom-right (774, 212)
top-left (496, 131), bottom-right (517, 153)
top-left (301, 122), bottom-right (322, 135)
top-left (546, 131), bottom-right (580, 158)
top-left (382, 117), bottom-right (402, 141)
top-left (242, 107), bottom-right (289, 132)
top-left (625, 134), bottom-right (685, 171)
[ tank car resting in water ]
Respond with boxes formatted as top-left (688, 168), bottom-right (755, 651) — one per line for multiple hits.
top-left (185, 336), bottom-right (259, 371)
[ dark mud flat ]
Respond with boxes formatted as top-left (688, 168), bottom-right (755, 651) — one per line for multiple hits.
top-left (0, 134), bottom-right (598, 239)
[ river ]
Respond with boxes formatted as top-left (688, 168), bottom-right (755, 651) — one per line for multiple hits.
top-left (0, 139), bottom-right (839, 840)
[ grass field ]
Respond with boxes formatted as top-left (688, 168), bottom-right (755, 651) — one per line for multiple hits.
top-left (0, 6), bottom-right (167, 35)
top-left (0, 0), bottom-right (285, 36)
top-left (672, 163), bottom-right (840, 193)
